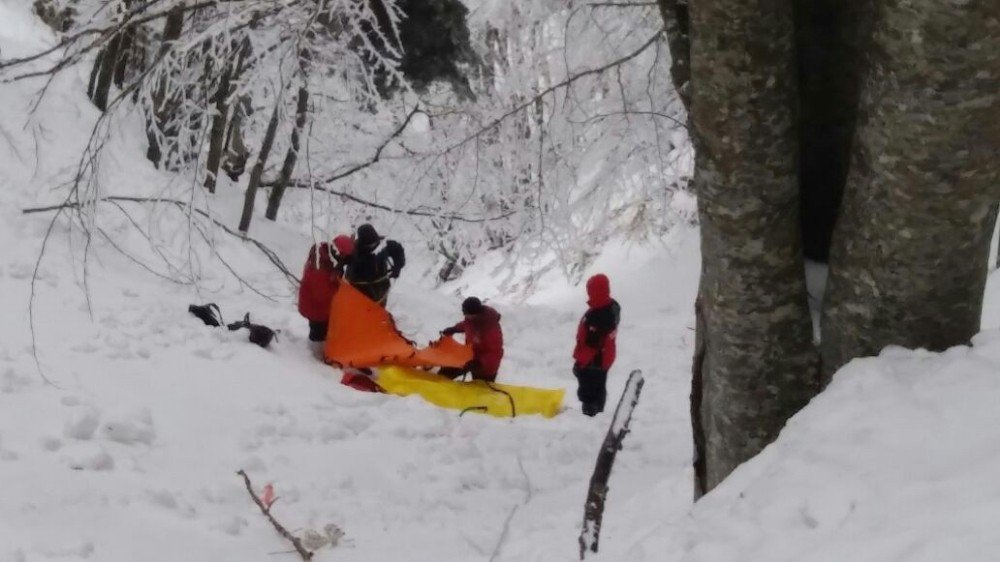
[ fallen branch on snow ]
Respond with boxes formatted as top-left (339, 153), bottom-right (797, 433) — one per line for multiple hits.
top-left (237, 470), bottom-right (314, 561)
top-left (578, 369), bottom-right (645, 559)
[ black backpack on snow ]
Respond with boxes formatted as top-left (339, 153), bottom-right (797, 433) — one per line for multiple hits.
top-left (188, 303), bottom-right (223, 327)
top-left (227, 313), bottom-right (279, 348)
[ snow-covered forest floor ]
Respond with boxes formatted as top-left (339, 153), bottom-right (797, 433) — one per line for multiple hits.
top-left (5, 1), bottom-right (1000, 560)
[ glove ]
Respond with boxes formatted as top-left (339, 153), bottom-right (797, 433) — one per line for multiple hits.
top-left (385, 239), bottom-right (403, 255)
top-left (441, 327), bottom-right (459, 336)
top-left (389, 266), bottom-right (401, 279)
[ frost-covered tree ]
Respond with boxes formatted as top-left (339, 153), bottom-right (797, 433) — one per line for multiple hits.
top-left (661, 0), bottom-right (1000, 496)
top-left (7, 0), bottom-right (690, 284)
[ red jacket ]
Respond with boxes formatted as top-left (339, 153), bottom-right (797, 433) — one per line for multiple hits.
top-left (573, 274), bottom-right (620, 370)
top-left (449, 306), bottom-right (504, 380)
top-left (298, 238), bottom-right (352, 322)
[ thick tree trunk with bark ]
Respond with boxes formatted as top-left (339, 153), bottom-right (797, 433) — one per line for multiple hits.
top-left (821, 0), bottom-right (1000, 381)
top-left (689, 0), bottom-right (819, 493)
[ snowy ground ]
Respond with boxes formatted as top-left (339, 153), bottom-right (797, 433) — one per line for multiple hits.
top-left (0, 3), bottom-right (697, 560)
top-left (5, 2), bottom-right (1000, 561)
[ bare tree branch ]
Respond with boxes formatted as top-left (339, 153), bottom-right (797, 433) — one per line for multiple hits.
top-left (587, 1), bottom-right (658, 6)
top-left (22, 196), bottom-right (299, 286)
top-left (445, 32), bottom-right (663, 153)
top-left (237, 470), bottom-right (314, 561)
top-left (579, 370), bottom-right (645, 559)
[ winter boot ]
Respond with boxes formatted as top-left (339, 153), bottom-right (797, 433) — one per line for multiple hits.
top-left (308, 340), bottom-right (325, 361)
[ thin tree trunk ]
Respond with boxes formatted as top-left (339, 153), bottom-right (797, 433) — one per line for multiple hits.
top-left (90, 32), bottom-right (124, 111)
top-left (688, 0), bottom-right (819, 492)
top-left (656, 0), bottom-right (690, 111)
top-left (265, 84), bottom-right (309, 220)
top-left (821, 0), bottom-right (1000, 381)
top-left (238, 100), bottom-right (282, 233)
top-left (146, 4), bottom-right (184, 167)
top-left (204, 65), bottom-right (233, 193)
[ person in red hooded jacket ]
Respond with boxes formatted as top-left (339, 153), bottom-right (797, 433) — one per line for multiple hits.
top-left (440, 297), bottom-right (504, 382)
top-left (573, 274), bottom-right (620, 416)
top-left (298, 235), bottom-right (354, 355)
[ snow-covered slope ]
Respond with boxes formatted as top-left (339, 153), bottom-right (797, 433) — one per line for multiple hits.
top-left (0, 2), bottom-right (698, 560)
top-left (5, 1), bottom-right (1000, 561)
top-left (610, 330), bottom-right (1000, 562)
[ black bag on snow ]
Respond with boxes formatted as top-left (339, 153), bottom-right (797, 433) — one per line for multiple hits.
top-left (188, 303), bottom-right (223, 327)
top-left (227, 313), bottom-right (279, 348)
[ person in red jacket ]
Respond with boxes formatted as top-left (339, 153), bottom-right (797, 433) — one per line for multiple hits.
top-left (298, 235), bottom-right (354, 355)
top-left (440, 297), bottom-right (504, 382)
top-left (573, 274), bottom-right (620, 416)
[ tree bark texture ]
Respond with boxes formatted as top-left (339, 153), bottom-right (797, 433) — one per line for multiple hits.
top-left (689, 0), bottom-right (819, 491)
top-left (238, 100), bottom-right (282, 233)
top-left (265, 85), bottom-right (310, 221)
top-left (821, 0), bottom-right (1000, 381)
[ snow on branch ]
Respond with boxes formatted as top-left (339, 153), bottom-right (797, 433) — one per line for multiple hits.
top-left (579, 369), bottom-right (645, 559)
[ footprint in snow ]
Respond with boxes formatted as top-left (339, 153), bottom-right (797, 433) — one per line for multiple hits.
top-left (101, 408), bottom-right (155, 446)
top-left (61, 444), bottom-right (114, 471)
top-left (63, 407), bottom-right (101, 441)
top-left (33, 541), bottom-right (95, 559)
top-left (1, 368), bottom-right (32, 394)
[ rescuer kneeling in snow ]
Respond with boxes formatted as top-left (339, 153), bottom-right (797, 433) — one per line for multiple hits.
top-left (440, 297), bottom-right (504, 382)
top-left (573, 274), bottom-right (620, 416)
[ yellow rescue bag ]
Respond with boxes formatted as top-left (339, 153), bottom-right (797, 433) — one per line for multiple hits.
top-left (375, 365), bottom-right (565, 418)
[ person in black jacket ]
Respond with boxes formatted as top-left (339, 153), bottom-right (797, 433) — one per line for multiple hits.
top-left (344, 223), bottom-right (405, 306)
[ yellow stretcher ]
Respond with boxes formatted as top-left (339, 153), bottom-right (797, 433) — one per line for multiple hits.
top-left (375, 365), bottom-right (566, 418)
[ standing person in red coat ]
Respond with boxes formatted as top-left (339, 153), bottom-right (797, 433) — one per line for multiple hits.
top-left (298, 235), bottom-right (354, 357)
top-left (440, 297), bottom-right (504, 382)
top-left (573, 274), bottom-right (621, 416)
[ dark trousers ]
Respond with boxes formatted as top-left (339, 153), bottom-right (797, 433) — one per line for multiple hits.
top-left (308, 321), bottom-right (328, 342)
top-left (440, 360), bottom-right (495, 382)
top-left (573, 365), bottom-right (607, 416)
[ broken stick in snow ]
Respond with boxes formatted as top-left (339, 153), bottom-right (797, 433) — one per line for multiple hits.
top-left (237, 469), bottom-right (314, 561)
top-left (578, 369), bottom-right (645, 560)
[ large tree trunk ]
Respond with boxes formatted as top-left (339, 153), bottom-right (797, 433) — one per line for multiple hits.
top-left (821, 0), bottom-right (1000, 381)
top-left (688, 0), bottom-right (819, 493)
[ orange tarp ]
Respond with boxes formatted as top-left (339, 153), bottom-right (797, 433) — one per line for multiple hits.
top-left (324, 281), bottom-right (473, 369)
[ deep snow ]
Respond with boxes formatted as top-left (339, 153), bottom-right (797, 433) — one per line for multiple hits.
top-left (5, 2), bottom-right (1000, 561)
top-left (0, 2), bottom-right (697, 559)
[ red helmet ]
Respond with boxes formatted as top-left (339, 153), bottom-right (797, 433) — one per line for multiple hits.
top-left (333, 234), bottom-right (355, 257)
